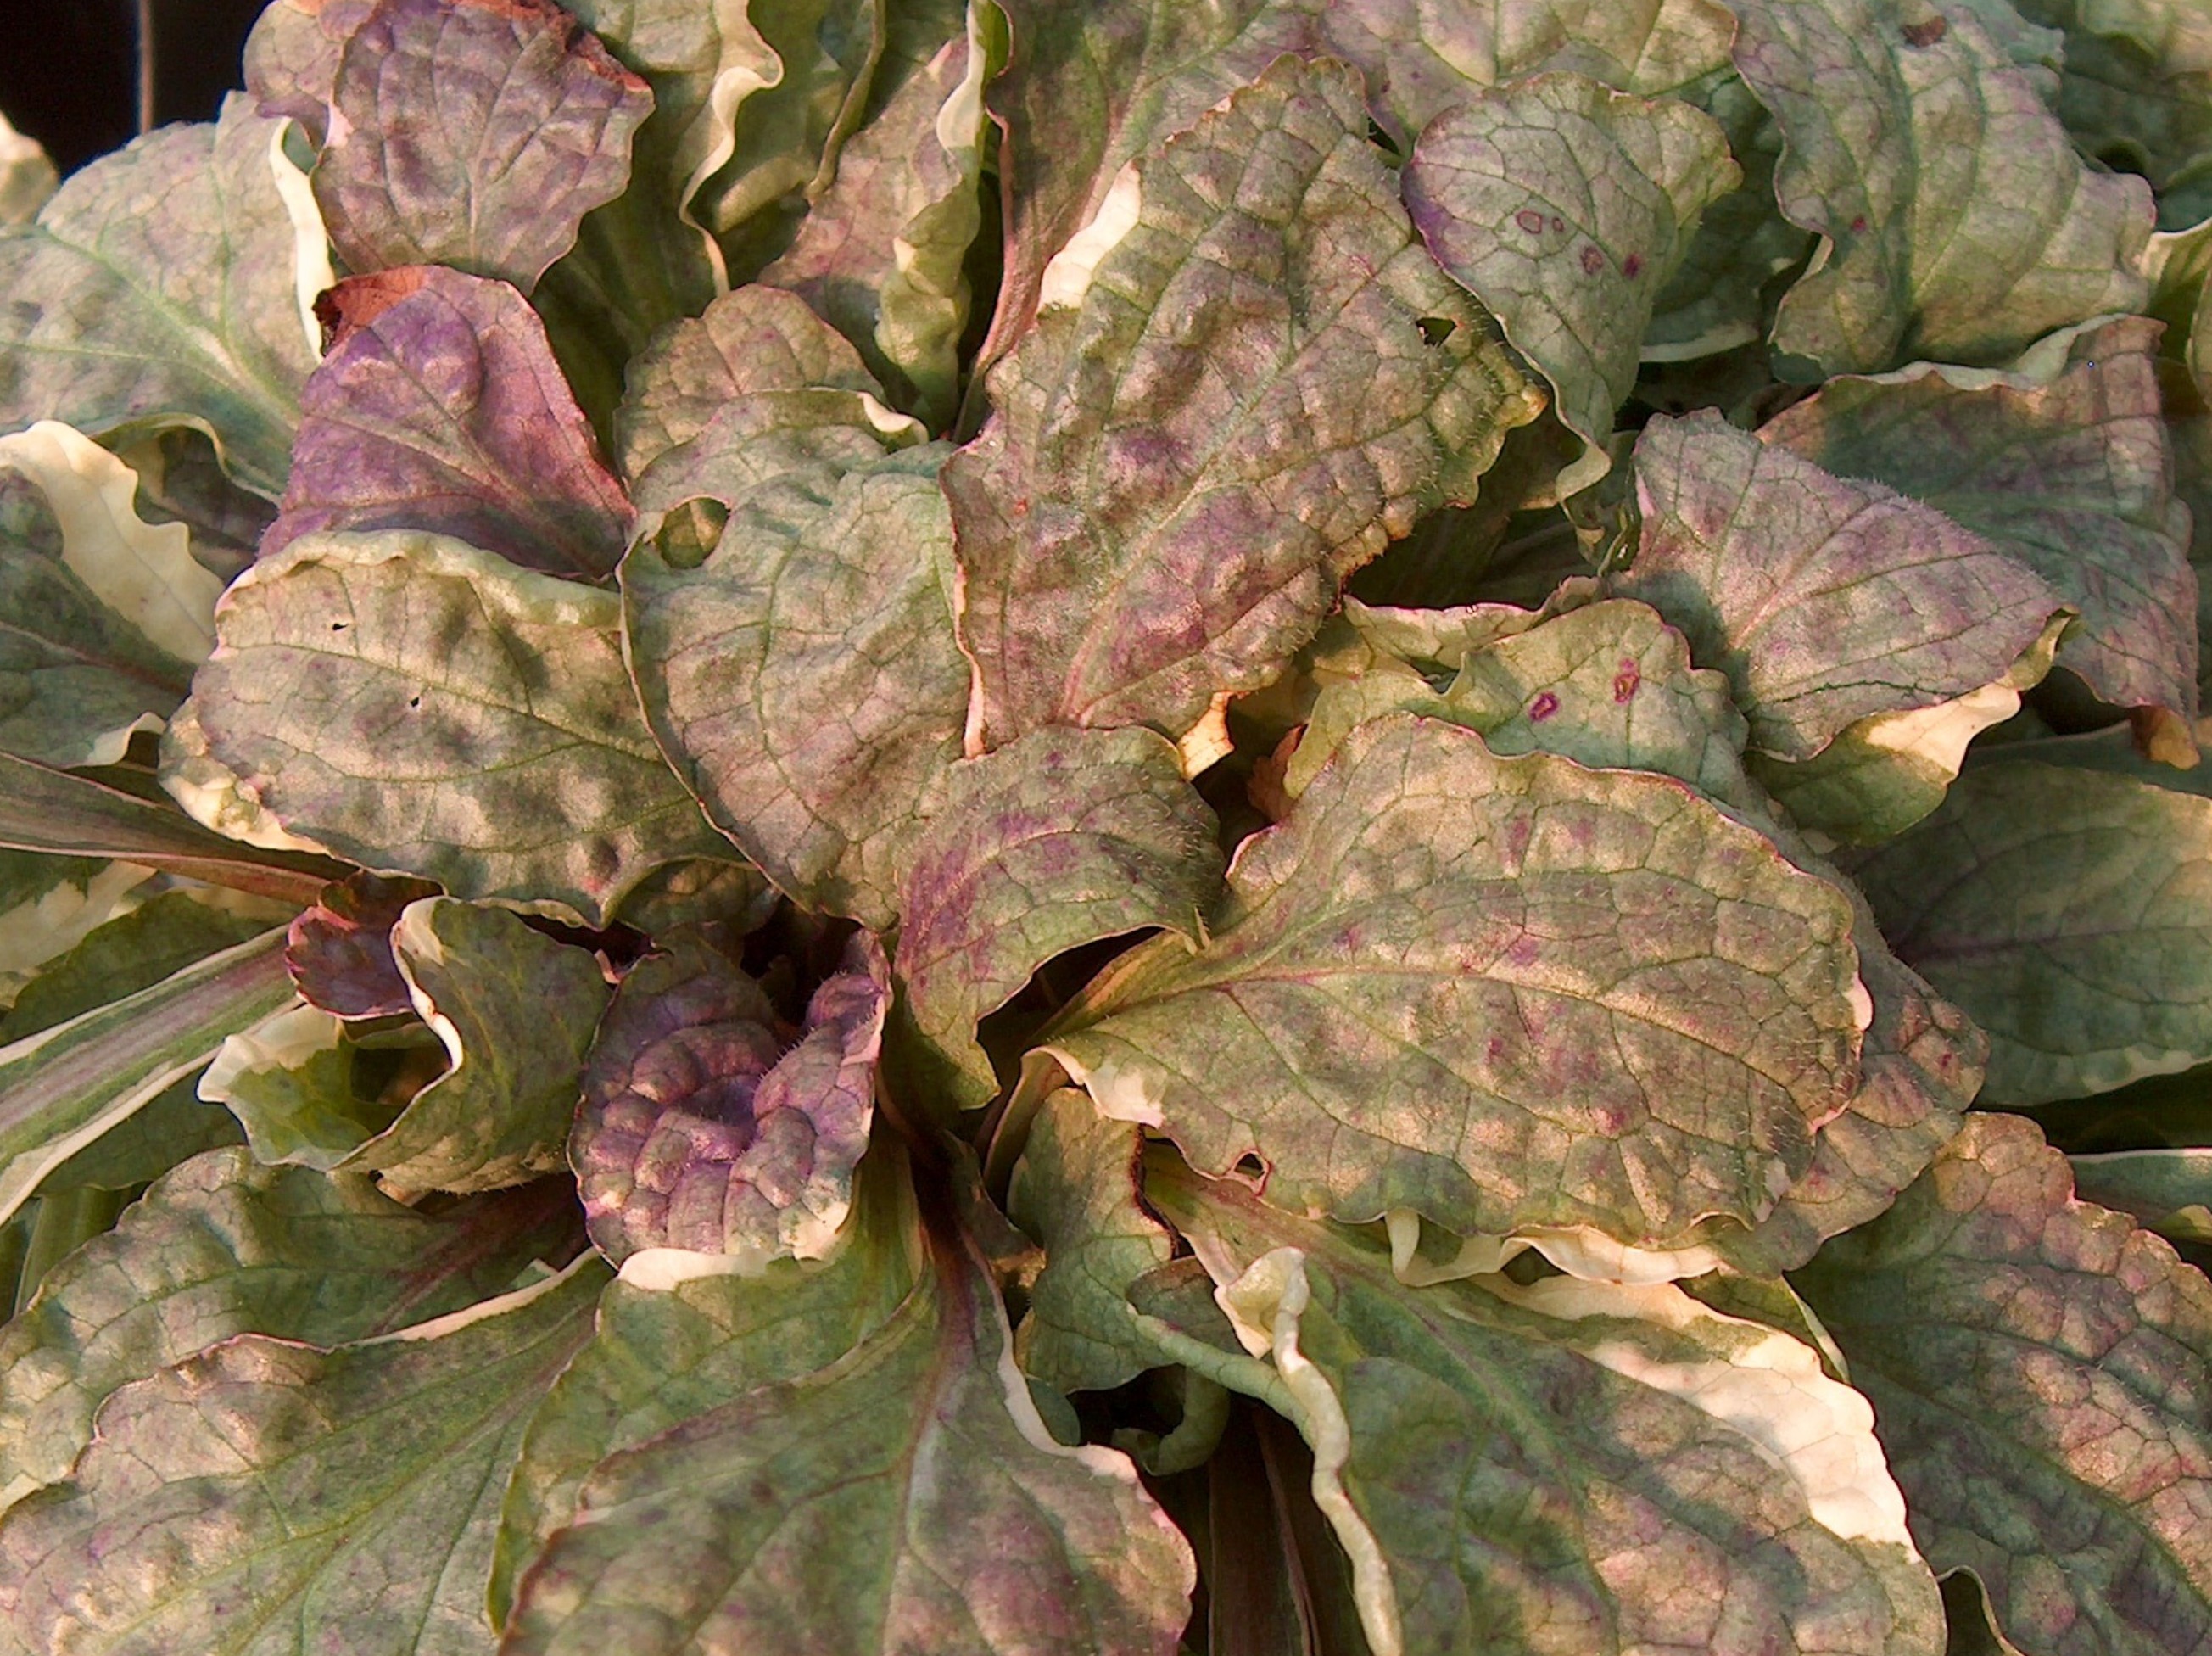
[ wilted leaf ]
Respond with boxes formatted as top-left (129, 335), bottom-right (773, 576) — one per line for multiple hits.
top-left (573, 930), bottom-right (885, 1263)
top-left (1405, 72), bottom-right (1740, 489)
top-left (282, 870), bottom-right (441, 1022)
top-left (1148, 1153), bottom-right (1947, 1656)
top-left (1849, 758), bottom-right (2212, 1104)
top-left (624, 445), bottom-right (967, 928)
top-left (0, 1254), bottom-right (608, 1653)
top-left (314, 0), bottom-right (652, 292)
top-left (165, 529), bottom-right (733, 927)
top-left (1618, 411), bottom-right (2069, 761)
top-left (1796, 1112), bottom-right (2212, 1656)
top-left (0, 1149), bottom-right (581, 1509)
top-left (1038, 712), bottom-right (1866, 1246)
top-left (0, 95), bottom-right (320, 499)
top-left (265, 267), bottom-right (634, 580)
top-left (1006, 1088), bottom-right (1174, 1395)
top-left (500, 1227), bottom-right (1193, 1656)
top-left (1761, 315), bottom-right (2201, 761)
top-left (1731, 0), bottom-right (2153, 377)
top-left (894, 726), bottom-right (1221, 1115)
top-left (948, 55), bottom-right (1540, 747)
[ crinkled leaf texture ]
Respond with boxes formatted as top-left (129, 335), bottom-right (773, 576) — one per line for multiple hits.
top-left (1036, 710), bottom-right (1868, 1248)
top-left (500, 1222), bottom-right (1195, 1655)
top-left (1148, 1151), bottom-right (1947, 1656)
top-left (266, 267), bottom-right (634, 581)
top-left (1796, 1113), bottom-right (2212, 1656)
top-left (164, 529), bottom-right (734, 928)
top-left (312, 0), bottom-right (653, 292)
top-left (573, 931), bottom-right (887, 1264)
top-left (947, 54), bottom-right (1541, 748)
top-left (0, 1254), bottom-right (608, 1655)
top-left (893, 725), bottom-right (1224, 1115)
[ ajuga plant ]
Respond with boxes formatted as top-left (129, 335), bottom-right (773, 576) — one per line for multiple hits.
top-left (0, 0), bottom-right (2209, 1650)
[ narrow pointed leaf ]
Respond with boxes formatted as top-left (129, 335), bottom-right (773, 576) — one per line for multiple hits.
top-left (501, 1232), bottom-right (1193, 1656)
top-left (0, 929), bottom-right (293, 1228)
top-left (1761, 315), bottom-right (2200, 759)
top-left (315, 0), bottom-right (652, 292)
top-left (948, 55), bottom-right (1541, 747)
top-left (3, 889), bottom-right (283, 1045)
top-left (573, 932), bottom-right (886, 1263)
top-left (1730, 0), bottom-right (2153, 377)
top-left (1849, 758), bottom-right (2212, 1104)
top-left (1404, 73), bottom-right (1740, 486)
top-left (895, 726), bottom-right (1222, 1113)
top-left (165, 529), bottom-right (733, 927)
top-left (0, 855), bottom-right (154, 1010)
top-left (0, 1255), bottom-right (608, 1654)
top-left (1040, 712), bottom-right (1865, 1246)
top-left (0, 96), bottom-right (319, 499)
top-left (265, 267), bottom-right (634, 580)
top-left (0, 1149), bottom-right (582, 1509)
top-left (1619, 411), bottom-right (2070, 761)
top-left (624, 445), bottom-right (967, 927)
top-left (1150, 1155), bottom-right (1947, 1656)
top-left (1796, 1112), bottom-right (2212, 1656)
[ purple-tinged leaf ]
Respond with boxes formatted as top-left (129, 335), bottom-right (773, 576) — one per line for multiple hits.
top-left (283, 871), bottom-right (441, 1021)
top-left (244, 0), bottom-right (377, 142)
top-left (1761, 315), bottom-right (2202, 764)
top-left (947, 56), bottom-right (1540, 748)
top-left (1796, 1112), bottom-right (2212, 1656)
top-left (265, 267), bottom-right (634, 581)
top-left (1619, 411), bottom-right (2070, 761)
top-left (573, 931), bottom-right (888, 1264)
top-left (315, 0), bottom-right (654, 292)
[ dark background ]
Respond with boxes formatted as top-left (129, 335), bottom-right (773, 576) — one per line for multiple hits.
top-left (0, 0), bottom-right (266, 174)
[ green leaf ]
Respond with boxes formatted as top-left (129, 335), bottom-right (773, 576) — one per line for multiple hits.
top-left (1148, 1152), bottom-right (1947, 1656)
top-left (0, 887), bottom-right (281, 1044)
top-left (894, 726), bottom-right (1223, 1114)
top-left (313, 0), bottom-right (653, 293)
top-left (488, 1148), bottom-right (921, 1627)
top-left (0, 95), bottom-right (320, 500)
top-left (1036, 711), bottom-right (1866, 1247)
top-left (613, 283), bottom-right (924, 530)
top-left (0, 927), bottom-right (293, 1228)
top-left (500, 1224), bottom-right (1194, 1655)
top-left (0, 1148), bottom-right (584, 1510)
top-left (0, 1252), bottom-right (608, 1653)
top-left (1848, 758), bottom-right (2212, 1104)
top-left (1795, 1112), bottom-right (2212, 1656)
top-left (0, 111), bottom-right (55, 226)
top-left (0, 854), bottom-right (154, 1011)
top-left (1006, 1088), bottom-right (1175, 1395)
top-left (1619, 411), bottom-right (2070, 762)
top-left (25, 1078), bottom-right (243, 1198)
top-left (762, 0), bottom-right (997, 428)
top-left (196, 1001), bottom-right (390, 1172)
top-left (1730, 0), bottom-right (2153, 377)
top-left (164, 529), bottom-right (734, 928)
top-left (947, 55), bottom-right (1541, 747)
top-left (624, 445), bottom-right (967, 927)
top-left (2070, 1146), bottom-right (2212, 1244)
top-left (572, 930), bottom-right (885, 1262)
top-left (2014, 0), bottom-right (2212, 221)
top-left (1761, 314), bottom-right (2201, 763)
top-left (1404, 72), bottom-right (1740, 491)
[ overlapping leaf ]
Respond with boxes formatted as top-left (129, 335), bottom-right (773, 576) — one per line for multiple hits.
top-left (0, 112), bottom-right (55, 226)
top-left (572, 931), bottom-right (886, 1263)
top-left (1405, 73), bottom-right (1740, 490)
top-left (265, 267), bottom-right (634, 579)
top-left (0, 95), bottom-right (320, 499)
top-left (1849, 758), bottom-right (2212, 1104)
top-left (894, 726), bottom-right (1222, 1115)
top-left (3, 888), bottom-right (279, 1044)
top-left (0, 1255), bottom-right (607, 1654)
top-left (2014, 0), bottom-right (2212, 223)
top-left (1148, 1154), bottom-right (1947, 1656)
top-left (282, 870), bottom-right (440, 1022)
top-left (624, 445), bottom-right (965, 927)
top-left (1036, 711), bottom-right (1866, 1246)
top-left (165, 529), bottom-right (734, 927)
top-left (1796, 1113), bottom-right (2212, 1656)
top-left (948, 56), bottom-right (1540, 747)
top-left (313, 0), bottom-right (652, 292)
top-left (0, 1149), bottom-right (581, 1509)
top-left (1730, 0), bottom-right (2153, 377)
top-left (0, 853), bottom-right (152, 1011)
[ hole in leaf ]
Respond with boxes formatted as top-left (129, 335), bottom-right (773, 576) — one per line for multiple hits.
top-left (1416, 315), bottom-right (1457, 347)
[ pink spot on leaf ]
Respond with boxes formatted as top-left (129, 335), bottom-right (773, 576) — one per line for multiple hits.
top-left (1550, 215), bottom-right (1566, 233)
top-left (1529, 691), bottom-right (1561, 721)
top-left (1622, 252), bottom-right (1643, 278)
top-left (1580, 245), bottom-right (1606, 275)
top-left (1516, 209), bottom-right (1545, 233)
top-left (1613, 658), bottom-right (1640, 702)
top-left (1850, 215), bottom-right (1868, 233)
